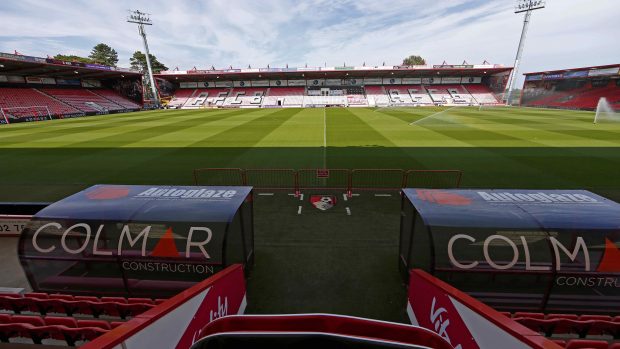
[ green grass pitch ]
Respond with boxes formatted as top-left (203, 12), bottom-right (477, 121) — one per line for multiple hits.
top-left (3, 106), bottom-right (620, 321)
top-left (1, 106), bottom-right (619, 201)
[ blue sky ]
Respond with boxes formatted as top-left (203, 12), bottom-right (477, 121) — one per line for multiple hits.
top-left (0, 0), bottom-right (618, 85)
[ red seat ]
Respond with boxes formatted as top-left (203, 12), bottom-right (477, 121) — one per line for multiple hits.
top-left (11, 315), bottom-right (45, 327)
top-left (548, 313), bottom-right (579, 320)
top-left (565, 339), bottom-right (609, 349)
top-left (154, 298), bottom-right (167, 305)
top-left (498, 311), bottom-right (511, 318)
top-left (60, 326), bottom-right (108, 346)
top-left (75, 296), bottom-right (99, 302)
top-left (44, 316), bottom-right (77, 328)
top-left (580, 315), bottom-right (612, 322)
top-left (513, 312), bottom-right (545, 319)
top-left (514, 317), bottom-right (558, 337)
top-left (77, 319), bottom-right (111, 330)
top-left (0, 314), bottom-right (10, 324)
top-left (128, 297), bottom-right (153, 304)
top-left (24, 293), bottom-right (49, 300)
top-left (101, 297), bottom-right (127, 303)
top-left (117, 303), bottom-right (154, 319)
top-left (49, 294), bottom-right (74, 301)
top-left (609, 343), bottom-right (620, 349)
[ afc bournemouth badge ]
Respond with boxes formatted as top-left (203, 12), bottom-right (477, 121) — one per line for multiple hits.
top-left (310, 195), bottom-right (337, 211)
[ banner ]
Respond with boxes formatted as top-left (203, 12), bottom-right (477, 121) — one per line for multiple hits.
top-left (524, 74), bottom-right (543, 81)
top-left (363, 78), bottom-right (382, 85)
top-left (563, 70), bottom-right (588, 79)
top-left (233, 80), bottom-right (251, 87)
top-left (56, 79), bottom-right (81, 86)
top-left (179, 82), bottom-right (198, 88)
top-left (325, 79), bottom-right (341, 86)
top-left (306, 79), bottom-right (324, 86)
top-left (214, 81), bottom-right (233, 88)
top-left (461, 77), bottom-right (482, 83)
top-left (25, 77), bottom-right (43, 84)
top-left (441, 77), bottom-right (461, 84)
top-left (402, 78), bottom-right (422, 84)
top-left (7, 75), bottom-right (25, 83)
top-left (251, 80), bottom-right (270, 87)
top-left (433, 65), bottom-right (473, 69)
top-left (81, 79), bottom-right (101, 88)
top-left (82, 265), bottom-right (247, 349)
top-left (266, 80), bottom-right (284, 87)
top-left (41, 77), bottom-right (56, 85)
top-left (408, 270), bottom-right (555, 349)
top-left (544, 73), bottom-right (563, 80)
top-left (382, 77), bottom-right (402, 85)
top-left (287, 79), bottom-right (306, 86)
top-left (589, 67), bottom-right (619, 77)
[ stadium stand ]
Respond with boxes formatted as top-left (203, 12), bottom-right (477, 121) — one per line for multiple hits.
top-left (464, 84), bottom-right (502, 104)
top-left (224, 88), bottom-right (266, 107)
top-left (167, 88), bottom-right (196, 108)
top-left (263, 87), bottom-right (305, 107)
top-left (182, 88), bottom-right (230, 108)
top-left (0, 292), bottom-right (157, 319)
top-left (364, 86), bottom-right (390, 106)
top-left (0, 88), bottom-right (82, 118)
top-left (425, 86), bottom-right (454, 104)
top-left (525, 81), bottom-right (620, 110)
top-left (39, 88), bottom-right (125, 113)
top-left (407, 86), bottom-right (435, 105)
top-left (0, 313), bottom-right (110, 345)
top-left (89, 89), bottom-right (141, 110)
top-left (385, 86), bottom-right (415, 104)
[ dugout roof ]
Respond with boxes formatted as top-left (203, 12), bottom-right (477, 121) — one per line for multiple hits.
top-left (403, 188), bottom-right (620, 230)
top-left (36, 184), bottom-right (252, 223)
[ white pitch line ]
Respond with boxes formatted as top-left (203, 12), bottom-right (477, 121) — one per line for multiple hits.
top-left (299, 193), bottom-right (304, 201)
top-left (297, 205), bottom-right (302, 215)
top-left (409, 106), bottom-right (458, 125)
top-left (374, 194), bottom-right (392, 197)
top-left (351, 193), bottom-right (360, 197)
top-left (258, 193), bottom-right (274, 196)
top-left (288, 193), bottom-right (296, 196)
top-left (345, 207), bottom-right (351, 216)
top-left (342, 193), bottom-right (348, 201)
top-left (323, 107), bottom-right (327, 169)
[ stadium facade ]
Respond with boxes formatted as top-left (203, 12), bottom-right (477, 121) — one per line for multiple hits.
top-left (155, 63), bottom-right (512, 108)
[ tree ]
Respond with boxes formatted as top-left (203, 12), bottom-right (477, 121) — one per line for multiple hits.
top-left (129, 51), bottom-right (168, 74)
top-left (89, 43), bottom-right (118, 67)
top-left (402, 55), bottom-right (426, 66)
top-left (53, 54), bottom-right (93, 63)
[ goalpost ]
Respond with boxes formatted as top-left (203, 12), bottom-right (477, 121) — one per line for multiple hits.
top-left (0, 106), bottom-right (52, 124)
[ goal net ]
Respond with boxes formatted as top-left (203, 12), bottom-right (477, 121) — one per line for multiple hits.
top-left (593, 97), bottom-right (620, 124)
top-left (1, 106), bottom-right (52, 124)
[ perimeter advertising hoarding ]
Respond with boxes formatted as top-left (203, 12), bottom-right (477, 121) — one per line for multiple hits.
top-left (82, 264), bottom-right (247, 349)
top-left (400, 189), bottom-right (620, 314)
top-left (408, 270), bottom-right (560, 349)
top-left (563, 70), bottom-right (589, 79)
top-left (525, 74), bottom-right (543, 81)
top-left (589, 67), bottom-right (619, 77)
top-left (18, 185), bottom-right (254, 298)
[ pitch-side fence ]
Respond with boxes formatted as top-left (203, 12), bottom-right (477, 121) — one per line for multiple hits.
top-left (193, 168), bottom-right (462, 196)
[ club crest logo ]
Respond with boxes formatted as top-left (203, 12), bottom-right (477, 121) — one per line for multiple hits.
top-left (310, 195), bottom-right (337, 211)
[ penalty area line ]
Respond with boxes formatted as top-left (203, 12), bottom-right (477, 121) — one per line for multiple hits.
top-left (297, 205), bottom-right (302, 215)
top-left (345, 207), bottom-right (351, 216)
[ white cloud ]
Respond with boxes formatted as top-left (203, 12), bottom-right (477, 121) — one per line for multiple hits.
top-left (0, 0), bottom-right (618, 85)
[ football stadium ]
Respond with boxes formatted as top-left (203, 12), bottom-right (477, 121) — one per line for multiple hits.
top-left (0, 1), bottom-right (619, 348)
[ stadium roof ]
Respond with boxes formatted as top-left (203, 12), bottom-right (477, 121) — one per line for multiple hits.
top-left (156, 64), bottom-right (512, 81)
top-left (0, 52), bottom-right (141, 79)
top-left (523, 63), bottom-right (620, 76)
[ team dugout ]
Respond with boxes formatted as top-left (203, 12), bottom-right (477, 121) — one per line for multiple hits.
top-left (400, 188), bottom-right (620, 315)
top-left (18, 184), bottom-right (254, 298)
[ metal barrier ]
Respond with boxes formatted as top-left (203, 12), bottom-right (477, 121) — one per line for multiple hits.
top-left (193, 168), bottom-right (463, 196)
